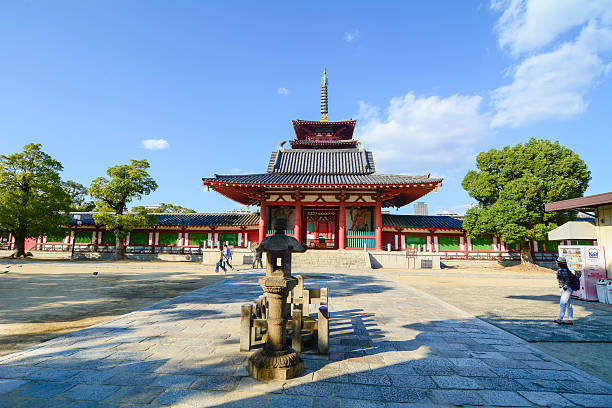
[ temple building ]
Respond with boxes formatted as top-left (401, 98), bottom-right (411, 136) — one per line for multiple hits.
top-left (203, 70), bottom-right (444, 250)
top-left (1, 71), bottom-right (590, 261)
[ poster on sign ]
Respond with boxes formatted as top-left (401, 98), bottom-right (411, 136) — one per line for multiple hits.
top-left (558, 246), bottom-right (607, 301)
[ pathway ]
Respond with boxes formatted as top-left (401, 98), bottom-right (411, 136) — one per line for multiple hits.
top-left (1, 268), bottom-right (611, 407)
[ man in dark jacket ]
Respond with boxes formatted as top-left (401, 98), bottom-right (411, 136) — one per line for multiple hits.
top-left (554, 256), bottom-right (573, 325)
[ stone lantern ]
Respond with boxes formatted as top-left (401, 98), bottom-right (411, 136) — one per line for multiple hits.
top-left (247, 216), bottom-right (307, 380)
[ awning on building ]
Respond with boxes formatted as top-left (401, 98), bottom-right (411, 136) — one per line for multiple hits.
top-left (547, 221), bottom-right (596, 241)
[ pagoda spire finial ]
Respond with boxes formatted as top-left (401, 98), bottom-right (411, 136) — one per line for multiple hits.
top-left (320, 68), bottom-right (328, 121)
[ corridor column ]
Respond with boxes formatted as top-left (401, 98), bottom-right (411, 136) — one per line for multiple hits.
top-left (375, 201), bottom-right (382, 250)
top-left (258, 202), bottom-right (267, 243)
top-left (294, 202), bottom-right (302, 243)
top-left (339, 203), bottom-right (346, 249)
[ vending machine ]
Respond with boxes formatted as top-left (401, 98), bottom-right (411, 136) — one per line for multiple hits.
top-left (558, 245), bottom-right (607, 301)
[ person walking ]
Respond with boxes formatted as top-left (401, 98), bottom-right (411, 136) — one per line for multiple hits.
top-left (224, 244), bottom-right (234, 271)
top-left (252, 242), bottom-right (263, 269)
top-left (554, 256), bottom-right (573, 325)
top-left (215, 246), bottom-right (227, 273)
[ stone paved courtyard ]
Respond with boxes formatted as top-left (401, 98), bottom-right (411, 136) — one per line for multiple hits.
top-left (1, 268), bottom-right (611, 407)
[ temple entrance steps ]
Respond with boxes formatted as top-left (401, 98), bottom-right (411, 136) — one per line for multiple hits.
top-left (290, 250), bottom-right (371, 269)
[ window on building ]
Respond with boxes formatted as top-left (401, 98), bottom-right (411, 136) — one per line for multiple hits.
top-left (537, 240), bottom-right (558, 252)
top-left (189, 233), bottom-right (206, 246)
top-left (571, 240), bottom-right (594, 245)
top-left (159, 233), bottom-right (177, 246)
top-left (74, 231), bottom-right (91, 244)
top-left (130, 232), bottom-right (148, 245)
top-left (219, 233), bottom-right (237, 246)
top-left (439, 237), bottom-right (459, 250)
top-left (307, 222), bottom-right (314, 233)
top-left (472, 237), bottom-right (491, 250)
top-left (405, 236), bottom-right (426, 247)
top-left (102, 232), bottom-right (116, 245)
top-left (46, 234), bottom-right (66, 243)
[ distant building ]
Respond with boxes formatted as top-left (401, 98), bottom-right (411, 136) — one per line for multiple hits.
top-left (414, 202), bottom-right (428, 216)
top-left (143, 203), bottom-right (165, 210)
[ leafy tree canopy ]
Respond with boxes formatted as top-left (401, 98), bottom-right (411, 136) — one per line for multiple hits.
top-left (89, 160), bottom-right (158, 259)
top-left (63, 180), bottom-right (95, 212)
top-left (132, 203), bottom-right (196, 213)
top-left (0, 143), bottom-right (71, 257)
top-left (462, 138), bottom-right (590, 261)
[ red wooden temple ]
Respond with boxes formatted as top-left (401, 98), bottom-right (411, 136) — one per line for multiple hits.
top-left (203, 71), bottom-right (443, 250)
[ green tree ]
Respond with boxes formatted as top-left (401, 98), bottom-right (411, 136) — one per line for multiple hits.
top-left (462, 139), bottom-right (590, 266)
top-left (131, 203), bottom-right (196, 213)
top-left (89, 160), bottom-right (158, 260)
top-left (63, 180), bottom-right (95, 211)
top-left (0, 144), bottom-right (71, 257)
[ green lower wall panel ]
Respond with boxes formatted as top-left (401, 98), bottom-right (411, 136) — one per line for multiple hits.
top-left (74, 231), bottom-right (91, 244)
top-left (439, 237), bottom-right (459, 250)
top-left (130, 232), bottom-right (148, 245)
top-left (189, 233), bottom-right (206, 246)
top-left (219, 234), bottom-right (237, 245)
top-left (159, 233), bottom-right (177, 246)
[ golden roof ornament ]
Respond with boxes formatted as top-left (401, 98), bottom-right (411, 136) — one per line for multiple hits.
top-left (320, 68), bottom-right (328, 121)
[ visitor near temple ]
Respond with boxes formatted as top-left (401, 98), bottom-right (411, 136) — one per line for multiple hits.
top-left (554, 256), bottom-right (574, 325)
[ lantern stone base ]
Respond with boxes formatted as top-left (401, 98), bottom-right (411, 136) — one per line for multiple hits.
top-left (247, 348), bottom-right (304, 380)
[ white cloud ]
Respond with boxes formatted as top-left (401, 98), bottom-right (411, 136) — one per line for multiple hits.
top-left (141, 139), bottom-right (169, 150)
top-left (492, 0), bottom-right (612, 55)
top-left (356, 93), bottom-right (490, 174)
top-left (434, 203), bottom-right (477, 216)
top-left (491, 21), bottom-right (612, 127)
top-left (277, 87), bottom-right (289, 95)
top-left (489, 0), bottom-right (612, 128)
top-left (344, 29), bottom-right (360, 43)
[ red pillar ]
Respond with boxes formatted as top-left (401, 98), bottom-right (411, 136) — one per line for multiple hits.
top-left (375, 202), bottom-right (382, 250)
top-left (258, 202), bottom-right (266, 243)
top-left (339, 203), bottom-right (346, 249)
top-left (294, 202), bottom-right (302, 243)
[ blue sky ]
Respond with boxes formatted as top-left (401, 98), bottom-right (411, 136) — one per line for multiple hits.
top-left (1, 1), bottom-right (611, 214)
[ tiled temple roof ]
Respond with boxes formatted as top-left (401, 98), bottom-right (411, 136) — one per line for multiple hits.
top-left (69, 212), bottom-right (463, 230)
top-left (267, 149), bottom-right (375, 175)
top-left (204, 173), bottom-right (438, 186)
top-left (68, 212), bottom-right (261, 226)
top-left (382, 214), bottom-right (463, 229)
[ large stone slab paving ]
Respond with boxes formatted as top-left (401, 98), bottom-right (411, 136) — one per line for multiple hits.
top-left (0, 268), bottom-right (610, 407)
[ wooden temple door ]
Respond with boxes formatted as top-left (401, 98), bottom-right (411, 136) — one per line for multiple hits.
top-left (305, 210), bottom-right (337, 249)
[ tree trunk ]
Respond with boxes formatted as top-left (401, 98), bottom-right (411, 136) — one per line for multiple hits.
top-left (13, 236), bottom-right (26, 258)
top-left (519, 240), bottom-right (536, 267)
top-left (115, 235), bottom-right (125, 261)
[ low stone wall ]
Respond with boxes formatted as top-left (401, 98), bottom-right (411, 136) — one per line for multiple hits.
top-left (441, 259), bottom-right (556, 270)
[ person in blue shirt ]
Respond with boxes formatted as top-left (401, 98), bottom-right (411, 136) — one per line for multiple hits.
top-left (223, 244), bottom-right (234, 271)
top-left (554, 256), bottom-right (573, 325)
